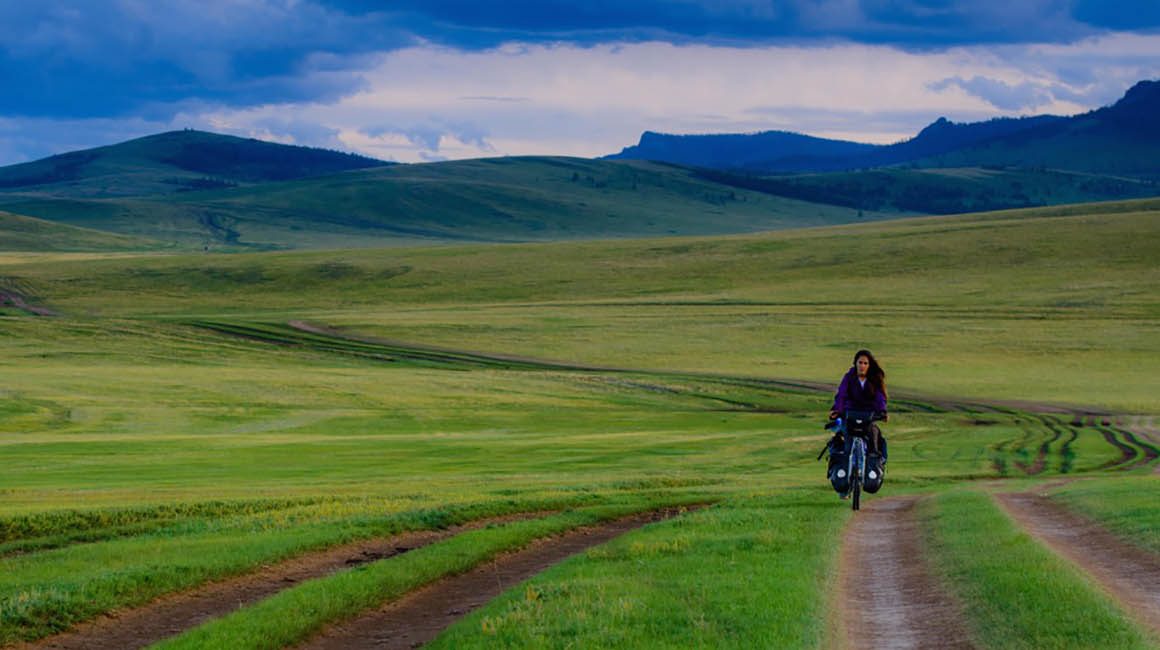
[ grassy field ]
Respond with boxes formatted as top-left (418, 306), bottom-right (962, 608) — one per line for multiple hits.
top-left (0, 200), bottom-right (1157, 647)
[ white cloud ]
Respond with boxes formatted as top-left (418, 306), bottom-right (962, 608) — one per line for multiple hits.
top-left (280, 38), bottom-right (1134, 160)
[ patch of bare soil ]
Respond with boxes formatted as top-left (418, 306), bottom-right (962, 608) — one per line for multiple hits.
top-left (294, 507), bottom-right (692, 650)
top-left (837, 497), bottom-right (977, 650)
top-left (16, 513), bottom-right (547, 650)
top-left (995, 491), bottom-right (1160, 636)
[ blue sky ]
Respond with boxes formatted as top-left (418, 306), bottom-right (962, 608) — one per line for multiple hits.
top-left (1, 1), bottom-right (1159, 164)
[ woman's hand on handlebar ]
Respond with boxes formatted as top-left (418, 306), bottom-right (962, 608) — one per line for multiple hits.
top-left (876, 411), bottom-right (888, 422)
top-left (828, 410), bottom-right (839, 420)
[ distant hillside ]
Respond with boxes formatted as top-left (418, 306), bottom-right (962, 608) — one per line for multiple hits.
top-left (607, 131), bottom-right (877, 170)
top-left (693, 166), bottom-right (1160, 215)
top-left (607, 116), bottom-right (1065, 173)
top-left (5, 79), bottom-right (1159, 252)
top-left (0, 130), bottom-right (390, 198)
top-left (920, 80), bottom-right (1160, 176)
top-left (0, 210), bottom-right (159, 251)
top-left (0, 157), bottom-right (902, 250)
top-left (608, 80), bottom-right (1160, 177)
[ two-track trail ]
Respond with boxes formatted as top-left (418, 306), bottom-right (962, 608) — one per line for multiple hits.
top-left (995, 491), bottom-right (1160, 636)
top-left (17, 513), bottom-right (547, 650)
top-left (295, 508), bottom-right (687, 650)
top-left (836, 496), bottom-right (976, 650)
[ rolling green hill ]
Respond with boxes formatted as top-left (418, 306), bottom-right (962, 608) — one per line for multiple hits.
top-left (0, 130), bottom-right (389, 199)
top-left (0, 157), bottom-right (902, 250)
top-left (0, 210), bottom-right (160, 252)
top-left (4, 196), bottom-right (1156, 412)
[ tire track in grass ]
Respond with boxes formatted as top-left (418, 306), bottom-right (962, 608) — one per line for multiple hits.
top-left (837, 496), bottom-right (977, 650)
top-left (994, 491), bottom-right (1160, 637)
top-left (1120, 416), bottom-right (1160, 474)
top-left (1096, 426), bottom-right (1142, 470)
top-left (15, 513), bottom-right (548, 650)
top-left (1111, 424), bottom-right (1160, 471)
top-left (294, 508), bottom-right (687, 650)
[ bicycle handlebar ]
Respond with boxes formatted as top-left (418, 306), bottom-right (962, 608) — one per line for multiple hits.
top-left (823, 410), bottom-right (885, 430)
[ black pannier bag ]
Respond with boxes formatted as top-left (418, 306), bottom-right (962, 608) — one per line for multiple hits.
top-left (827, 437), bottom-right (850, 493)
top-left (863, 450), bottom-right (885, 493)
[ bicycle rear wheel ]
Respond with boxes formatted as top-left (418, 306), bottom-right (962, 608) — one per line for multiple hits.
top-left (852, 481), bottom-right (861, 510)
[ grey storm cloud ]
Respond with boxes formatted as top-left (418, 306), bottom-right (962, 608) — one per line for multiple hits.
top-left (0, 1), bottom-right (407, 119)
top-left (3, 0), bottom-right (1159, 122)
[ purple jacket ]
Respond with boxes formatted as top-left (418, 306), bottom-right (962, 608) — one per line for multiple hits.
top-left (832, 367), bottom-right (887, 414)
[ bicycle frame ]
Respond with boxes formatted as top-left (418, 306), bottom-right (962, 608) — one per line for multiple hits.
top-left (847, 434), bottom-right (866, 510)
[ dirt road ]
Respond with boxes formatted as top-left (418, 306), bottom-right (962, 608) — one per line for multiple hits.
top-left (996, 491), bottom-right (1160, 637)
top-left (837, 496), bottom-right (977, 650)
top-left (17, 514), bottom-right (546, 650)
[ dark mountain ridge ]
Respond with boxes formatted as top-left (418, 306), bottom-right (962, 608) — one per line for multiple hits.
top-left (610, 130), bottom-right (877, 170)
top-left (608, 80), bottom-right (1160, 175)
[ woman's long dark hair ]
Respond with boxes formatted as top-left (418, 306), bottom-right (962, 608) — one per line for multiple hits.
top-left (853, 349), bottom-right (887, 399)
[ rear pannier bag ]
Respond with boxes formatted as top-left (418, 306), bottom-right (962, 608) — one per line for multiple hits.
top-left (827, 441), bottom-right (850, 493)
top-left (863, 454), bottom-right (884, 493)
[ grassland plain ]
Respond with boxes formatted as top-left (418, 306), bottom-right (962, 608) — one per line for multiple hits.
top-left (0, 199), bottom-right (1157, 648)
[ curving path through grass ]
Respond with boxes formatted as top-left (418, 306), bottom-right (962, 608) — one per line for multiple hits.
top-left (995, 491), bottom-right (1160, 638)
top-left (294, 508), bottom-right (689, 650)
top-left (15, 513), bottom-right (548, 650)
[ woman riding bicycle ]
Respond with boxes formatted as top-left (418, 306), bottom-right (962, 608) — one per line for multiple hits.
top-left (829, 349), bottom-right (888, 457)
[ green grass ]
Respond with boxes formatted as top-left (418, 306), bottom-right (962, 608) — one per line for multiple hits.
top-left (430, 494), bottom-right (846, 649)
top-left (153, 500), bottom-right (704, 650)
top-left (5, 198), bottom-right (1154, 408)
top-left (0, 211), bottom-right (158, 252)
top-left (0, 495), bottom-right (650, 645)
top-left (1048, 476), bottom-right (1160, 554)
top-left (920, 491), bottom-right (1153, 649)
top-left (0, 199), bottom-right (1156, 646)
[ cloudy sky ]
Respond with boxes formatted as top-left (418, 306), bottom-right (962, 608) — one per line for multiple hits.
top-left (2, 1), bottom-right (1159, 165)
